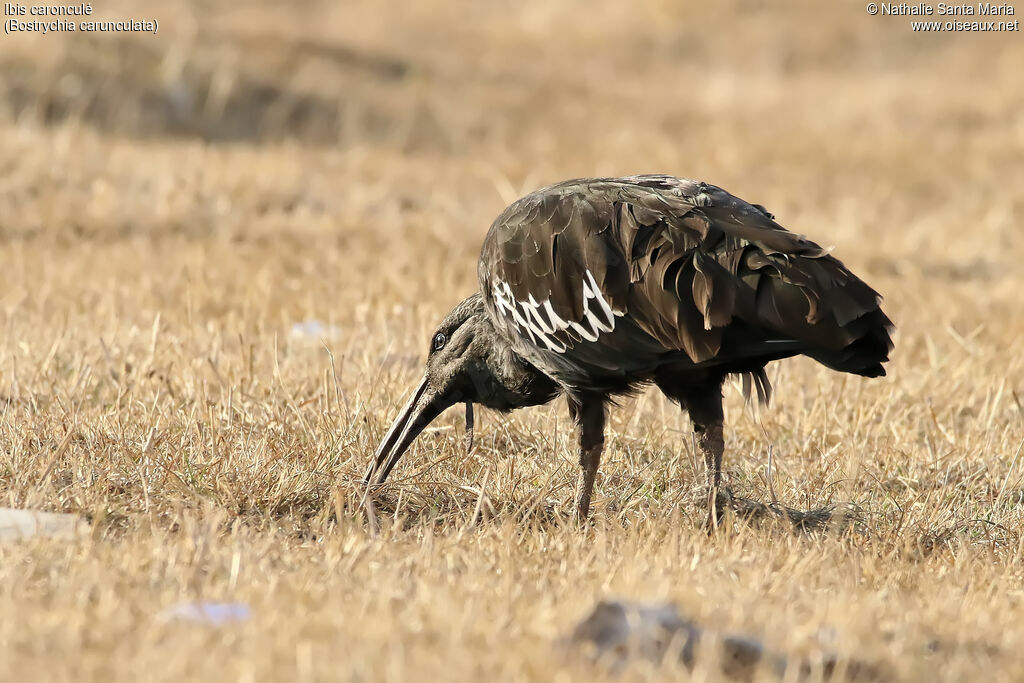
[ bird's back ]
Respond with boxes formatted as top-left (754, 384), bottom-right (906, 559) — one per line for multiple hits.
top-left (478, 175), bottom-right (893, 395)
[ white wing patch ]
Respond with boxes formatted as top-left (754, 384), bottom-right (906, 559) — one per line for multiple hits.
top-left (492, 270), bottom-right (620, 354)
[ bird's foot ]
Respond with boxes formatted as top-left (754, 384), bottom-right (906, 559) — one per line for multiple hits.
top-left (704, 487), bottom-right (734, 534)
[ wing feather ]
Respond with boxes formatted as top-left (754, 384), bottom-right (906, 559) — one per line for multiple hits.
top-left (479, 176), bottom-right (893, 375)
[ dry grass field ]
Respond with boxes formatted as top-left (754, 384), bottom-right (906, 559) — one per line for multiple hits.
top-left (2, 0), bottom-right (1023, 680)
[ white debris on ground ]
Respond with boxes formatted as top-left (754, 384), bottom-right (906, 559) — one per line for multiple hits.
top-left (568, 600), bottom-right (879, 680)
top-left (156, 602), bottom-right (251, 625)
top-left (0, 508), bottom-right (86, 541)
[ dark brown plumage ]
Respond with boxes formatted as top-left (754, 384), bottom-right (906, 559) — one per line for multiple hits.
top-left (365, 175), bottom-right (894, 525)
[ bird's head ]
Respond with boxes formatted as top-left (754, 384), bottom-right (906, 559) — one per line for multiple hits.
top-left (364, 293), bottom-right (559, 486)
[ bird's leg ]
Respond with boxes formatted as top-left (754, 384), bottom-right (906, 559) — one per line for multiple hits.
top-left (685, 391), bottom-right (728, 530)
top-left (569, 396), bottom-right (606, 521)
top-left (698, 421), bottom-right (726, 529)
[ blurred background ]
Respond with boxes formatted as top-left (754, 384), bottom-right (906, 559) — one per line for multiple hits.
top-left (2, 0), bottom-right (1021, 239)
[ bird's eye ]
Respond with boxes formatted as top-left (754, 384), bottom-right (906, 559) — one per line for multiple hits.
top-left (432, 332), bottom-right (447, 351)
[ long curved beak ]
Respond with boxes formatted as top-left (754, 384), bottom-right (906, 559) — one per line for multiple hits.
top-left (364, 377), bottom-right (460, 486)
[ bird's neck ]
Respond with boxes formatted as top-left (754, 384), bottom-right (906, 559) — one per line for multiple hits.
top-left (472, 311), bottom-right (560, 411)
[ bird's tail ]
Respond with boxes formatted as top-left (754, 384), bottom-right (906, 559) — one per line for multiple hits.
top-left (747, 251), bottom-right (895, 378)
top-left (804, 308), bottom-right (893, 377)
